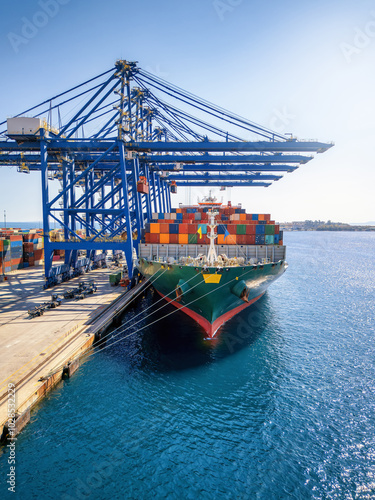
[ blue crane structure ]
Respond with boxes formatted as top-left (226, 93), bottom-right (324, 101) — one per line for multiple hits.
top-left (0, 60), bottom-right (333, 287)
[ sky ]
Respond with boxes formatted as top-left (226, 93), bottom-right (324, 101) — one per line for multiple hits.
top-left (0, 0), bottom-right (374, 223)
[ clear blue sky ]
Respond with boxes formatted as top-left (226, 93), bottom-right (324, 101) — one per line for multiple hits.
top-left (1, 0), bottom-right (374, 223)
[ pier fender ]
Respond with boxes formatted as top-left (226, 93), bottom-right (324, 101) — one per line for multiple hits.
top-left (1, 409), bottom-right (30, 444)
top-left (231, 280), bottom-right (250, 303)
top-left (176, 279), bottom-right (191, 301)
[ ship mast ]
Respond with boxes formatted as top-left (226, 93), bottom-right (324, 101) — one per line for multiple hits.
top-left (207, 210), bottom-right (218, 265)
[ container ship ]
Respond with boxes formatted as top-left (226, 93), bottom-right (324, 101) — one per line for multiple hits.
top-left (138, 196), bottom-right (286, 338)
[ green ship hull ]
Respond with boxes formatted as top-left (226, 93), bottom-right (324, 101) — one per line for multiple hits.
top-left (138, 258), bottom-right (287, 337)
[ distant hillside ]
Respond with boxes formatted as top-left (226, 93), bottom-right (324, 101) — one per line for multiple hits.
top-left (316, 222), bottom-right (375, 231)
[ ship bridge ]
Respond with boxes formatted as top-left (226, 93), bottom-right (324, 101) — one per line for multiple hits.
top-left (0, 60), bottom-right (333, 285)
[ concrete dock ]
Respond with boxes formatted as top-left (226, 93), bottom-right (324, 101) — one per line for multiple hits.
top-left (0, 265), bottom-right (148, 439)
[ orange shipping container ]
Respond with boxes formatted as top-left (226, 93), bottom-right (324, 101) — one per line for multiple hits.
top-left (159, 234), bottom-right (170, 244)
top-left (178, 234), bottom-right (189, 244)
top-left (239, 214), bottom-right (247, 221)
top-left (150, 223), bottom-right (160, 234)
top-left (258, 214), bottom-right (265, 221)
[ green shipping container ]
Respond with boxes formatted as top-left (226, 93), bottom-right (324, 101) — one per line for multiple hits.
top-left (109, 271), bottom-right (122, 285)
top-left (188, 233), bottom-right (198, 244)
top-left (265, 235), bottom-right (274, 245)
top-left (265, 224), bottom-right (275, 235)
top-left (236, 224), bottom-right (246, 235)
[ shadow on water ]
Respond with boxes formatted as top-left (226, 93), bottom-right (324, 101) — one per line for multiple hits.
top-left (100, 287), bottom-right (278, 373)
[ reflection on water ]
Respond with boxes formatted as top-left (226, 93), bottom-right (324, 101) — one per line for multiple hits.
top-left (101, 288), bottom-right (284, 374)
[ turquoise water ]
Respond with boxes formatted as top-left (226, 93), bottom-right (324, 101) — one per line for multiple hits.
top-left (1, 232), bottom-right (375, 499)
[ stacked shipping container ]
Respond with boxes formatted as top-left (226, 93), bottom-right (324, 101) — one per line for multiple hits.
top-left (142, 206), bottom-right (283, 246)
top-left (0, 228), bottom-right (44, 273)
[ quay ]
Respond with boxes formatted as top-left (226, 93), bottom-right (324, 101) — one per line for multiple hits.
top-left (0, 265), bottom-right (148, 441)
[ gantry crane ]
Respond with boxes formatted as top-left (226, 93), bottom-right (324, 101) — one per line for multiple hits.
top-left (0, 60), bottom-right (333, 286)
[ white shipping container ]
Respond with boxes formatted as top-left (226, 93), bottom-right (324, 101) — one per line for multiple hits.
top-left (7, 117), bottom-right (43, 136)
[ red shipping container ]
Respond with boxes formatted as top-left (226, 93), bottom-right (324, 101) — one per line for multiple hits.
top-left (169, 234), bottom-right (179, 244)
top-left (187, 224), bottom-right (198, 234)
top-left (149, 234), bottom-right (160, 244)
top-left (246, 235), bottom-right (256, 245)
top-left (274, 225), bottom-right (280, 235)
top-left (34, 249), bottom-right (44, 259)
top-left (237, 235), bottom-right (247, 245)
top-left (197, 234), bottom-right (207, 244)
top-left (265, 214), bottom-right (271, 221)
top-left (246, 225), bottom-right (256, 235)
top-left (160, 224), bottom-right (170, 234)
top-left (227, 224), bottom-right (237, 234)
top-left (179, 223), bottom-right (189, 233)
top-left (145, 233), bottom-right (151, 243)
top-left (10, 235), bottom-right (22, 242)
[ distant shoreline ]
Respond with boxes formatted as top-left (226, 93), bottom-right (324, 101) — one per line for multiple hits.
top-left (284, 227), bottom-right (375, 232)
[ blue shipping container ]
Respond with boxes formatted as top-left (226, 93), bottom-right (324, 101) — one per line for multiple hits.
top-left (255, 234), bottom-right (265, 244)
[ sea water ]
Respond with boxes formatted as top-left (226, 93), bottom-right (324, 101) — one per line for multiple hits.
top-left (1, 231), bottom-right (374, 499)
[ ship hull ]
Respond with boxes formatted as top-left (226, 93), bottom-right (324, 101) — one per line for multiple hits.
top-left (138, 258), bottom-right (287, 338)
